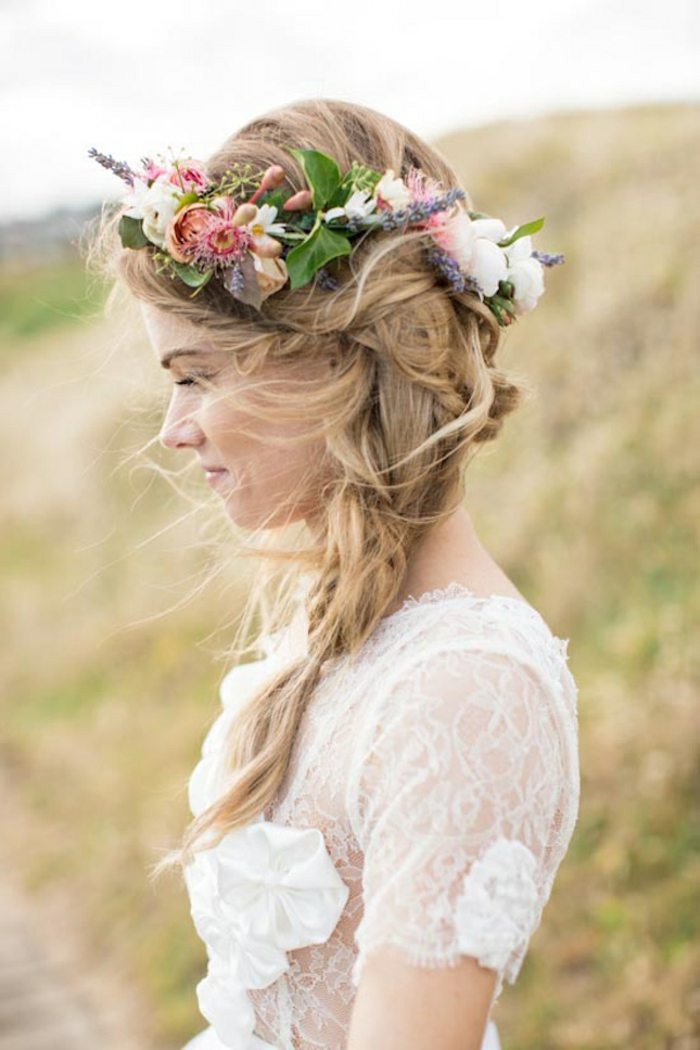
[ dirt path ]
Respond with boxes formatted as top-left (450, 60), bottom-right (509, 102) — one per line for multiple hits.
top-left (0, 761), bottom-right (152, 1050)
top-left (0, 874), bottom-right (123, 1049)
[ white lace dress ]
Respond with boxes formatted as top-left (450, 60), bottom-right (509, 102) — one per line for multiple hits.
top-left (181, 583), bottom-right (581, 1050)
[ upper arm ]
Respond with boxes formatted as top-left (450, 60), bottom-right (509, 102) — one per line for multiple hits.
top-left (347, 945), bottom-right (499, 1050)
top-left (346, 640), bottom-right (566, 1050)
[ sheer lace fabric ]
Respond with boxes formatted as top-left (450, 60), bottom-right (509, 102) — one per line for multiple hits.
top-left (183, 584), bottom-right (580, 1050)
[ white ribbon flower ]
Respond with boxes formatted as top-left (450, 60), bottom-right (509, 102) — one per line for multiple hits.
top-left (184, 820), bottom-right (349, 1048)
top-left (188, 632), bottom-right (306, 821)
top-left (455, 836), bottom-right (540, 974)
top-left (213, 822), bottom-right (349, 952)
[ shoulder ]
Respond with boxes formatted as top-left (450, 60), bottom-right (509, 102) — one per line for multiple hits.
top-left (345, 593), bottom-right (580, 826)
top-left (356, 591), bottom-right (574, 716)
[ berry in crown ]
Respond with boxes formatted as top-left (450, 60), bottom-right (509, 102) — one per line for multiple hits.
top-left (87, 144), bottom-right (564, 325)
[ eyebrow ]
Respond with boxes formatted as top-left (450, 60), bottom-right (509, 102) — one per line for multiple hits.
top-left (160, 347), bottom-right (208, 369)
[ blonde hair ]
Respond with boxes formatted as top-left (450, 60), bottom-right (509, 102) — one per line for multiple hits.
top-left (84, 96), bottom-right (529, 881)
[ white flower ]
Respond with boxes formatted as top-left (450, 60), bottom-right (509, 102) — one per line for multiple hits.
top-left (432, 209), bottom-right (508, 297)
top-left (455, 837), bottom-right (540, 974)
top-left (323, 189), bottom-right (377, 223)
top-left (471, 217), bottom-right (508, 244)
top-left (503, 235), bottom-right (545, 313)
top-left (467, 217), bottom-right (509, 297)
top-left (247, 203), bottom-right (287, 240)
top-left (121, 173), bottom-right (183, 248)
top-left (374, 168), bottom-right (412, 210)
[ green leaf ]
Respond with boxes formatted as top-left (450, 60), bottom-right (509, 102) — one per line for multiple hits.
top-left (285, 147), bottom-right (342, 210)
top-left (285, 225), bottom-right (352, 290)
top-left (258, 188), bottom-right (287, 211)
top-left (175, 191), bottom-right (200, 212)
top-left (171, 262), bottom-right (213, 288)
top-left (324, 163), bottom-right (382, 212)
top-left (118, 215), bottom-right (149, 249)
top-left (498, 217), bottom-right (545, 248)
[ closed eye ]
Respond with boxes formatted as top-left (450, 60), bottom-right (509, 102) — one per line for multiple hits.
top-left (174, 375), bottom-right (211, 387)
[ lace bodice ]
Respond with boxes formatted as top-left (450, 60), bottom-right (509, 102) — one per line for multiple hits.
top-left (182, 583), bottom-right (580, 1050)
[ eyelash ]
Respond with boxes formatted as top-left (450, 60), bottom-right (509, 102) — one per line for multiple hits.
top-left (174, 375), bottom-right (210, 387)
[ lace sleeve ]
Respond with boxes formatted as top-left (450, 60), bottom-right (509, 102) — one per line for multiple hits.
top-left (346, 639), bottom-right (572, 1005)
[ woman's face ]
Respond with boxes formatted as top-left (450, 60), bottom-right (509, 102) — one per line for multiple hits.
top-left (141, 303), bottom-right (329, 531)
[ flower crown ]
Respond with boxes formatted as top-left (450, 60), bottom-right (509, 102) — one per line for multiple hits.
top-left (88, 144), bottom-right (564, 325)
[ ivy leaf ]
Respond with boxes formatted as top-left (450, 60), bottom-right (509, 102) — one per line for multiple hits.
top-left (118, 215), bottom-right (149, 249)
top-left (285, 225), bottom-right (352, 290)
top-left (286, 147), bottom-right (342, 210)
top-left (171, 261), bottom-right (213, 288)
top-left (498, 217), bottom-right (545, 248)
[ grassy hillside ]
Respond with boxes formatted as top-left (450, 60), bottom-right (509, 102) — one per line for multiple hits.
top-left (1, 100), bottom-right (698, 1049)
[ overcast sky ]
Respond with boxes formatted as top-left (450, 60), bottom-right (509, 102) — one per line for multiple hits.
top-left (1, 0), bottom-right (698, 222)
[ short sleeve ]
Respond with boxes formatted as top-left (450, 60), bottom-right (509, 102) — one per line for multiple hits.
top-left (346, 639), bottom-right (570, 1005)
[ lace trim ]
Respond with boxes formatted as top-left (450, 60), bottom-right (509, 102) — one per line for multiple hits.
top-left (383, 581), bottom-right (568, 649)
top-left (343, 581), bottom-right (572, 681)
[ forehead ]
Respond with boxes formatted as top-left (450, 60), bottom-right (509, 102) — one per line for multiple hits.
top-left (140, 303), bottom-right (218, 368)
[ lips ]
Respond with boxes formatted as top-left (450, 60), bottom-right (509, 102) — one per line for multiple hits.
top-left (204, 468), bottom-right (229, 490)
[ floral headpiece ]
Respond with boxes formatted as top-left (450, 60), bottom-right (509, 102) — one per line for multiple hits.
top-left (88, 144), bottom-right (564, 326)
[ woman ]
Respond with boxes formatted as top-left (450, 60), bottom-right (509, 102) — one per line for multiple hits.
top-left (87, 97), bottom-right (580, 1050)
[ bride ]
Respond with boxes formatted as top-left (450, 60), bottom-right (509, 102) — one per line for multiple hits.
top-left (87, 96), bottom-right (579, 1050)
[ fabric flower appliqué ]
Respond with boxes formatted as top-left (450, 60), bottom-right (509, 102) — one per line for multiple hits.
top-left (184, 820), bottom-right (349, 1050)
top-left (454, 836), bottom-right (540, 975)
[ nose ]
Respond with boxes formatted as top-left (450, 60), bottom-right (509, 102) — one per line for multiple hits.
top-left (158, 396), bottom-right (205, 451)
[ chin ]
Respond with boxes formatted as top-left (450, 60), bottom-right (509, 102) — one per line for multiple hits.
top-left (222, 498), bottom-right (311, 532)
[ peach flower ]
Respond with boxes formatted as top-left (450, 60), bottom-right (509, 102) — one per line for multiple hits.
top-left (252, 254), bottom-right (289, 300)
top-left (165, 203), bottom-right (213, 263)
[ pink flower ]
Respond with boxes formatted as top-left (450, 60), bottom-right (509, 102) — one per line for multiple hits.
top-left (205, 223), bottom-right (252, 261)
top-left (404, 166), bottom-right (446, 204)
top-left (164, 159), bottom-right (211, 195)
top-left (142, 160), bottom-right (167, 183)
top-left (182, 202), bottom-right (254, 271)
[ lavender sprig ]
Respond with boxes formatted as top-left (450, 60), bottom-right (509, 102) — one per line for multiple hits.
top-left (223, 264), bottom-right (245, 295)
top-left (424, 246), bottom-right (483, 298)
top-left (374, 188), bottom-right (467, 231)
top-left (531, 250), bottom-right (565, 266)
top-left (315, 267), bottom-right (339, 291)
top-left (87, 147), bottom-right (136, 186)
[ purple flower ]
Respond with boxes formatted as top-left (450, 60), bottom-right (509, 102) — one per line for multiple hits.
top-left (87, 147), bottom-right (136, 186)
top-left (315, 267), bottom-right (339, 291)
top-left (424, 245), bottom-right (483, 298)
top-left (531, 250), bottom-right (565, 267)
top-left (376, 188), bottom-right (466, 231)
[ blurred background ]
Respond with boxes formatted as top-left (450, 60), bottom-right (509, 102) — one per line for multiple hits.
top-left (1, 1), bottom-right (698, 1048)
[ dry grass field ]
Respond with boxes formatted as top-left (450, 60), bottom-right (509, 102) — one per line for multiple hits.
top-left (0, 100), bottom-right (698, 1049)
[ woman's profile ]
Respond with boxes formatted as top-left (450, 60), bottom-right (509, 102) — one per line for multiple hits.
top-left (86, 97), bottom-right (580, 1050)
